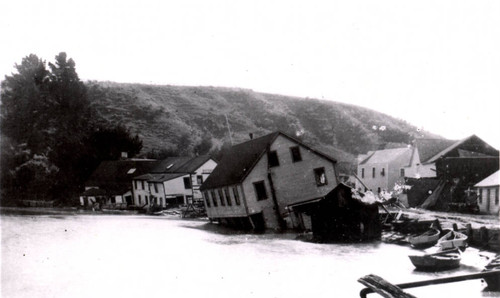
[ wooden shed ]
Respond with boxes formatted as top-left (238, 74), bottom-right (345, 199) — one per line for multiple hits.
top-left (290, 183), bottom-right (381, 242)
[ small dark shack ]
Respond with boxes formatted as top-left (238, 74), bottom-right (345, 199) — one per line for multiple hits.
top-left (290, 183), bottom-right (381, 242)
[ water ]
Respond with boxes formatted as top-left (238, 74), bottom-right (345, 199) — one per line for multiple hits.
top-left (1, 212), bottom-right (498, 298)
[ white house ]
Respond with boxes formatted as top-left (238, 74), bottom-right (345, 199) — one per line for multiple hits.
top-left (475, 170), bottom-right (499, 215)
top-left (132, 155), bottom-right (217, 208)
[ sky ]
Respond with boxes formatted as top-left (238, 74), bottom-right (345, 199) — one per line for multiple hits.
top-left (1, 0), bottom-right (499, 148)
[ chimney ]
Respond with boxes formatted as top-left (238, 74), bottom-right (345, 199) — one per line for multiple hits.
top-left (249, 133), bottom-right (253, 140)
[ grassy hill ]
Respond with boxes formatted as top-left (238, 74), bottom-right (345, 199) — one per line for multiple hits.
top-left (86, 81), bottom-right (440, 162)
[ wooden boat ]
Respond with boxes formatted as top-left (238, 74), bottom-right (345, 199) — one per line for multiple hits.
top-left (408, 228), bottom-right (440, 248)
top-left (437, 230), bottom-right (468, 251)
top-left (408, 248), bottom-right (461, 271)
top-left (483, 255), bottom-right (500, 290)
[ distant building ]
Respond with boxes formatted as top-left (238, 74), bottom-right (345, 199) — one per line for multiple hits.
top-left (81, 159), bottom-right (157, 208)
top-left (132, 155), bottom-right (217, 208)
top-left (474, 170), bottom-right (499, 215)
top-left (200, 131), bottom-right (339, 231)
top-left (356, 147), bottom-right (413, 193)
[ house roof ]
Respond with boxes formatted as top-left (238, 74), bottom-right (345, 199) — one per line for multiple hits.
top-left (474, 170), bottom-right (499, 188)
top-left (413, 138), bottom-right (457, 164)
top-left (134, 173), bottom-right (186, 183)
top-left (150, 155), bottom-right (213, 174)
top-left (200, 131), bottom-right (337, 190)
top-left (359, 147), bottom-right (411, 165)
top-left (85, 159), bottom-right (158, 194)
top-left (424, 135), bottom-right (498, 164)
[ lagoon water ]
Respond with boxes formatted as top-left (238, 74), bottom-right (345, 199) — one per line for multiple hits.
top-left (1, 212), bottom-right (498, 298)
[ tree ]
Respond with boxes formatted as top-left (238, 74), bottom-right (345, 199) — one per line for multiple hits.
top-left (1, 53), bottom-right (144, 205)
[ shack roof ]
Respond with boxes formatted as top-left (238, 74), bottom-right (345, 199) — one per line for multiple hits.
top-left (413, 138), bottom-right (457, 164)
top-left (359, 147), bottom-right (411, 165)
top-left (475, 170), bottom-right (499, 188)
top-left (200, 131), bottom-right (336, 190)
top-left (150, 155), bottom-right (213, 174)
top-left (134, 173), bottom-right (185, 182)
top-left (86, 159), bottom-right (158, 194)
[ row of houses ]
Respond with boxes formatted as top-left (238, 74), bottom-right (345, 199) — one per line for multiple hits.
top-left (81, 130), bottom-right (498, 237)
top-left (80, 155), bottom-right (217, 209)
top-left (355, 135), bottom-right (499, 214)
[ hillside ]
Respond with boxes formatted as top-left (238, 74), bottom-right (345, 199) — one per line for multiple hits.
top-left (86, 81), bottom-right (440, 162)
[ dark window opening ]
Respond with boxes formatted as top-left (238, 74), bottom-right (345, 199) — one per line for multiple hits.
top-left (381, 168), bottom-right (385, 177)
top-left (218, 189), bottom-right (225, 206)
top-left (211, 190), bottom-right (218, 207)
top-left (224, 188), bottom-right (232, 206)
top-left (268, 150), bottom-right (279, 167)
top-left (290, 146), bottom-right (302, 162)
top-left (314, 167), bottom-right (328, 186)
top-left (372, 168), bottom-right (375, 178)
top-left (197, 175), bottom-right (203, 185)
top-left (233, 187), bottom-right (240, 205)
top-left (254, 181), bottom-right (268, 201)
top-left (183, 177), bottom-right (192, 189)
top-left (204, 192), bottom-right (211, 207)
top-left (361, 168), bottom-right (365, 178)
top-left (154, 183), bottom-right (158, 193)
top-left (400, 169), bottom-right (405, 177)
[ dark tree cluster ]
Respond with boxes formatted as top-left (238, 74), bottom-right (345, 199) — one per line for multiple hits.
top-left (1, 53), bottom-right (142, 206)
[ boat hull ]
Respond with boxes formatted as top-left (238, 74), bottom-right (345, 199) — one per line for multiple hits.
top-left (409, 249), bottom-right (461, 271)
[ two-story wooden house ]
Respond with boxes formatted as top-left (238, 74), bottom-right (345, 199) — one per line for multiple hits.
top-left (132, 155), bottom-right (217, 208)
top-left (200, 131), bottom-right (339, 231)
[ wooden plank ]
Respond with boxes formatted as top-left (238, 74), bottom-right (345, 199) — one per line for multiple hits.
top-left (358, 274), bottom-right (417, 298)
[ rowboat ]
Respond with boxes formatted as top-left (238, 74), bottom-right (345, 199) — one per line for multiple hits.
top-left (408, 228), bottom-right (440, 248)
top-left (409, 248), bottom-right (461, 271)
top-left (437, 230), bottom-right (468, 251)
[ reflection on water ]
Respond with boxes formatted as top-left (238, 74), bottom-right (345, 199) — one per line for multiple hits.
top-left (1, 212), bottom-right (498, 298)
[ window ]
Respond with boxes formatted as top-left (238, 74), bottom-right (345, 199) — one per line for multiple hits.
top-left (204, 192), bottom-right (211, 207)
top-left (134, 180), bottom-right (138, 189)
top-left (487, 189), bottom-right (491, 203)
top-left (145, 196), bottom-right (149, 204)
top-left (141, 181), bottom-right (144, 189)
top-left (233, 186), bottom-right (240, 205)
top-left (138, 195), bottom-right (142, 204)
top-left (224, 188), bottom-right (232, 206)
top-left (495, 188), bottom-right (499, 205)
top-left (290, 146), bottom-right (302, 162)
top-left (479, 189), bottom-right (483, 204)
top-left (154, 183), bottom-right (158, 193)
top-left (268, 150), bottom-right (279, 167)
top-left (253, 181), bottom-right (268, 201)
top-left (211, 190), bottom-right (218, 207)
top-left (218, 189), bottom-right (225, 206)
top-left (400, 169), bottom-right (405, 177)
top-left (381, 168), bottom-right (385, 177)
top-left (314, 167), bottom-right (327, 186)
top-left (361, 168), bottom-right (365, 178)
top-left (197, 175), bottom-right (203, 185)
top-left (372, 168), bottom-right (375, 178)
top-left (183, 177), bottom-right (192, 189)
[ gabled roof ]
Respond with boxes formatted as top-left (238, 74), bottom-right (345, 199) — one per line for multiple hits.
top-left (413, 138), bottom-right (457, 164)
top-left (134, 173), bottom-right (185, 183)
top-left (359, 147), bottom-right (411, 165)
top-left (474, 170), bottom-right (499, 188)
top-left (425, 135), bottom-right (498, 164)
top-left (86, 159), bottom-right (158, 194)
top-left (200, 131), bottom-right (336, 190)
top-left (150, 155), bottom-right (213, 174)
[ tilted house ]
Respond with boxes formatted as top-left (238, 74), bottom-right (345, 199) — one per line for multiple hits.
top-left (81, 159), bottom-right (158, 208)
top-left (132, 155), bottom-right (217, 208)
top-left (474, 170), bottom-right (499, 215)
top-left (200, 131), bottom-right (339, 231)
